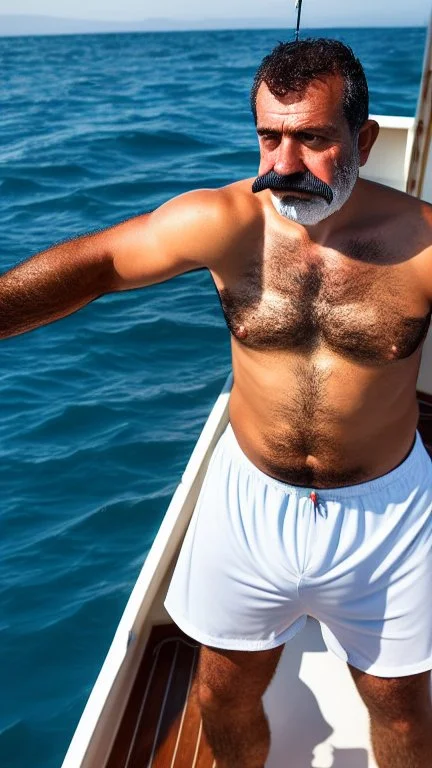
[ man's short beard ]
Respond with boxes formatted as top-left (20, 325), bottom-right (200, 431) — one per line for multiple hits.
top-left (271, 147), bottom-right (360, 226)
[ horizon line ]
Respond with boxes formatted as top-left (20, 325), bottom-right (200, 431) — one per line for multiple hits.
top-left (0, 23), bottom-right (427, 39)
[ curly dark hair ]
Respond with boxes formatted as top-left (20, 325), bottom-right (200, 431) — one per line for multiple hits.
top-left (250, 38), bottom-right (369, 134)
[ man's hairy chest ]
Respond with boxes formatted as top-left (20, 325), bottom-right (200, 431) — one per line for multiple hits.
top-left (214, 235), bottom-right (431, 365)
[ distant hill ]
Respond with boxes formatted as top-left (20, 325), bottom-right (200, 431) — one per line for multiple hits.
top-left (1, 14), bottom-right (302, 36)
top-left (0, 14), bottom-right (426, 37)
top-left (1, 15), bottom-right (119, 36)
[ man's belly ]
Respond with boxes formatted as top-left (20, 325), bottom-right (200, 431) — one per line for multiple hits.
top-left (229, 344), bottom-right (421, 488)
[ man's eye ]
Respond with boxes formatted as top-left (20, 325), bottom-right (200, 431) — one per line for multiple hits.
top-left (300, 133), bottom-right (326, 145)
top-left (260, 134), bottom-right (279, 144)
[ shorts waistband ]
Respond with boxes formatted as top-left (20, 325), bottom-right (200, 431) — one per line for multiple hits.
top-left (222, 423), bottom-right (431, 500)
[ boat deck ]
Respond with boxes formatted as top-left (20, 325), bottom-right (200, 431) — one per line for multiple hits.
top-left (106, 624), bottom-right (211, 768)
top-left (107, 397), bottom-right (432, 768)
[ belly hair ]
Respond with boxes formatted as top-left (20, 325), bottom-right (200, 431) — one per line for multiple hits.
top-left (260, 455), bottom-right (369, 488)
top-left (260, 425), bottom-right (369, 488)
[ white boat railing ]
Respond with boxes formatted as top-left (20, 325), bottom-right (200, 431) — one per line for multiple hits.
top-left (362, 115), bottom-right (415, 191)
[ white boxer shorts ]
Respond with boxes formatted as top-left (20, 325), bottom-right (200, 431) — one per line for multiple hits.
top-left (165, 423), bottom-right (432, 676)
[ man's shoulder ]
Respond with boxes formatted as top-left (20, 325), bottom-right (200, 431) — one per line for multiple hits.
top-left (360, 178), bottom-right (432, 216)
top-left (359, 178), bottom-right (432, 241)
top-left (158, 178), bottom-right (259, 224)
top-left (145, 179), bottom-right (261, 266)
top-left (184, 177), bottom-right (258, 218)
top-left (360, 179), bottom-right (432, 299)
top-left (222, 177), bottom-right (257, 198)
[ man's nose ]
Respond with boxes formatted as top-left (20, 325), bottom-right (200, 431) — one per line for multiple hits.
top-left (273, 137), bottom-right (305, 176)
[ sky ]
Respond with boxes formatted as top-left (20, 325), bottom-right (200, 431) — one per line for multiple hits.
top-left (0, 0), bottom-right (430, 27)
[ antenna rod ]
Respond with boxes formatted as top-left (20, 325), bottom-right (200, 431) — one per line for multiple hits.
top-left (295, 0), bottom-right (303, 41)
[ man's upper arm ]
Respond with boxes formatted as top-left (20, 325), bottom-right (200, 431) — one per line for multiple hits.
top-left (103, 189), bottom-right (229, 291)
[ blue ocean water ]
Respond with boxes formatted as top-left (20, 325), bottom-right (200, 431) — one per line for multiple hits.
top-left (0, 26), bottom-right (426, 768)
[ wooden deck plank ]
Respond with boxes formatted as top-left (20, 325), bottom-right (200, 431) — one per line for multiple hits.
top-left (107, 625), bottom-right (207, 768)
top-left (124, 640), bottom-right (175, 768)
top-left (170, 672), bottom-right (204, 768)
top-left (152, 642), bottom-right (198, 768)
top-left (106, 626), bottom-right (187, 768)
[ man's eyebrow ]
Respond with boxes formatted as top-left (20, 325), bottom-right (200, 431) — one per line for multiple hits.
top-left (256, 124), bottom-right (339, 137)
top-left (256, 127), bottom-right (280, 136)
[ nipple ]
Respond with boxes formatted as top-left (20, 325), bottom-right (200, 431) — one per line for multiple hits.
top-left (390, 344), bottom-right (398, 359)
top-left (236, 324), bottom-right (248, 339)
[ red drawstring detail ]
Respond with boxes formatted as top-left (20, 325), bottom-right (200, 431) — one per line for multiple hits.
top-left (309, 490), bottom-right (327, 518)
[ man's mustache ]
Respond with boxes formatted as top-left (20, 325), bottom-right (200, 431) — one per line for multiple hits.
top-left (251, 170), bottom-right (334, 205)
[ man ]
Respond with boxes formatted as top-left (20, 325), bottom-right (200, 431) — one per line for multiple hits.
top-left (1, 38), bottom-right (432, 768)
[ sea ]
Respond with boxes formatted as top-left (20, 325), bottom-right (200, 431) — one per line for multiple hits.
top-left (0, 25), bottom-right (427, 768)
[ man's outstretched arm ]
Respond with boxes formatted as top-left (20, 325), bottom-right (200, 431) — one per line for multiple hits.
top-left (0, 190), bottom-right (228, 340)
top-left (0, 231), bottom-right (118, 339)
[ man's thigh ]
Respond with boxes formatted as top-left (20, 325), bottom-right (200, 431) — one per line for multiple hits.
top-left (197, 644), bottom-right (285, 708)
top-left (349, 665), bottom-right (432, 725)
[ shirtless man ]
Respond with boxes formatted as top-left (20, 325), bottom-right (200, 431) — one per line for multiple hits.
top-left (1, 38), bottom-right (432, 767)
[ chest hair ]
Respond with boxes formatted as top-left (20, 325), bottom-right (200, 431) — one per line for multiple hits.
top-left (217, 236), bottom-right (430, 364)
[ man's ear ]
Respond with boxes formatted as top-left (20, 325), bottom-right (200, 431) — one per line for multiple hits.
top-left (357, 120), bottom-right (380, 167)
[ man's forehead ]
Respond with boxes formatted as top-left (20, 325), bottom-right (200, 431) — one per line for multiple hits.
top-left (256, 76), bottom-right (345, 125)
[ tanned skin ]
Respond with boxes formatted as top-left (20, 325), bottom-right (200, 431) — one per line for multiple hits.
top-left (2, 75), bottom-right (432, 767)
